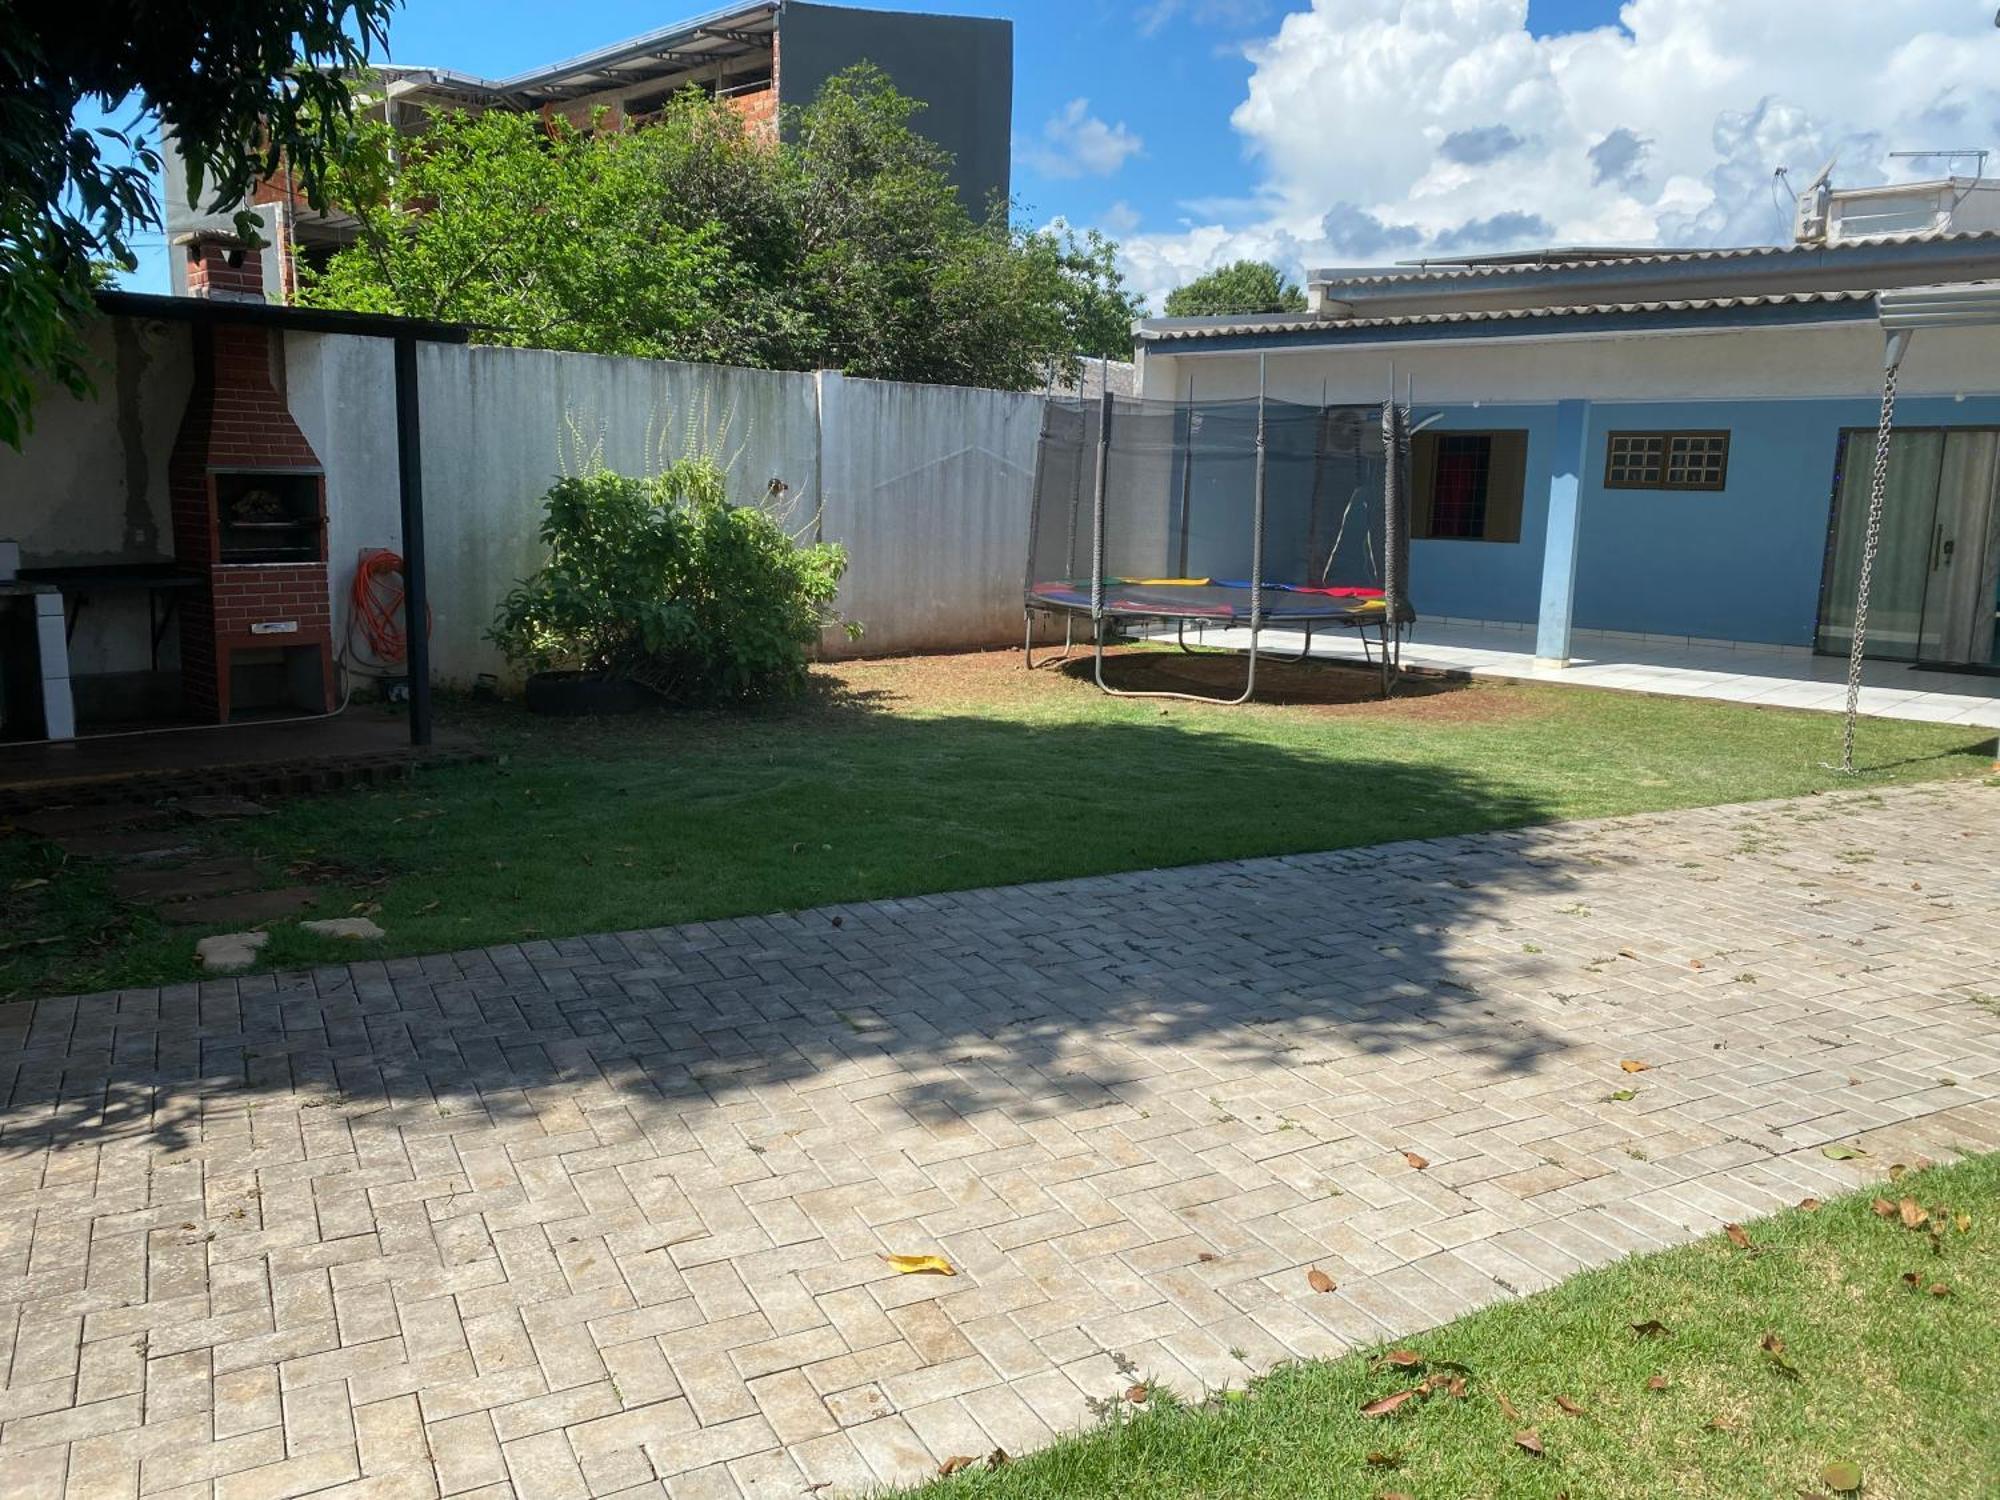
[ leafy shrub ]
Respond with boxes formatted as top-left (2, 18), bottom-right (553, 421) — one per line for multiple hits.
top-left (489, 458), bottom-right (852, 704)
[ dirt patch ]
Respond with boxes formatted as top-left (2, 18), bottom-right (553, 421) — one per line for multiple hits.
top-left (112, 856), bottom-right (265, 903)
top-left (162, 886), bottom-right (321, 927)
top-left (820, 645), bottom-right (1548, 725)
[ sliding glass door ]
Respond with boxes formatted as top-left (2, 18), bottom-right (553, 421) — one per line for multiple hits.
top-left (1818, 428), bottom-right (2000, 667)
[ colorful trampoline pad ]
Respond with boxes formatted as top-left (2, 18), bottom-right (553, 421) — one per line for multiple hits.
top-left (1028, 579), bottom-right (1398, 624)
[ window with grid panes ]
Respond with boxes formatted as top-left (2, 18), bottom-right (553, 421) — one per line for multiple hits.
top-left (1604, 430), bottom-right (1730, 491)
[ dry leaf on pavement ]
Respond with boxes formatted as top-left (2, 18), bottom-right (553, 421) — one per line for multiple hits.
top-left (881, 1253), bottom-right (956, 1276)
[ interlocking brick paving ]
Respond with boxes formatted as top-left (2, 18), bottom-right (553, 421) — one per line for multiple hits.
top-left (3, 781), bottom-right (1997, 1498)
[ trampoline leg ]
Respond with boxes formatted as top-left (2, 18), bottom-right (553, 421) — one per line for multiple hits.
top-left (1176, 619), bottom-right (1225, 656)
top-left (1378, 621), bottom-right (1402, 698)
top-left (1094, 613), bottom-right (1263, 706)
top-left (1280, 623), bottom-right (1314, 665)
top-left (1024, 609), bottom-right (1077, 670)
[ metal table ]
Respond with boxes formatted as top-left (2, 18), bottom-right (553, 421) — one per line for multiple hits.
top-left (15, 563), bottom-right (202, 671)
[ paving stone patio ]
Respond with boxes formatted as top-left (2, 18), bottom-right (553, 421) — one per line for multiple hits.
top-left (2, 779), bottom-right (1997, 1499)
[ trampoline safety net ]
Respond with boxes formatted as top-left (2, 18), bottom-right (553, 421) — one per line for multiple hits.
top-left (1025, 394), bottom-right (1413, 627)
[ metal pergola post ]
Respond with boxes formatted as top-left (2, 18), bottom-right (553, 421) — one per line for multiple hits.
top-left (394, 335), bottom-right (433, 748)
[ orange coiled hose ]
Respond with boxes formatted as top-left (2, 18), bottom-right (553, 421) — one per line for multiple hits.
top-left (346, 549), bottom-right (428, 666)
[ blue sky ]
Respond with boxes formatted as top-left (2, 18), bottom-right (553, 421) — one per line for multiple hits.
top-left (106, 1), bottom-right (2000, 310)
top-left (101, 0), bottom-right (1623, 294)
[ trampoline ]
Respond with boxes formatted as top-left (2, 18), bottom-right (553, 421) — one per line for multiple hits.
top-left (1023, 367), bottom-right (1415, 703)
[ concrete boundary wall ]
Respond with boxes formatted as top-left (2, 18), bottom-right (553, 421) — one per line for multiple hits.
top-left (817, 372), bottom-right (1044, 657)
top-left (287, 340), bottom-right (1047, 683)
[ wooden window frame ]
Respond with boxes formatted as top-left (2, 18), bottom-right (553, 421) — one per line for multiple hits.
top-left (1411, 429), bottom-right (1528, 543)
top-left (1603, 429), bottom-right (1731, 492)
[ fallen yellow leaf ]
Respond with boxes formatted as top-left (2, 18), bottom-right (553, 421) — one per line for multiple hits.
top-left (881, 1253), bottom-right (957, 1277)
top-left (1619, 1059), bottom-right (1650, 1074)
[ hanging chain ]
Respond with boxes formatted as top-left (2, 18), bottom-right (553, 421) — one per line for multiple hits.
top-left (1839, 362), bottom-right (1900, 774)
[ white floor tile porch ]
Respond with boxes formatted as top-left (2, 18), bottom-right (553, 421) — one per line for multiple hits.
top-left (1179, 618), bottom-right (2000, 730)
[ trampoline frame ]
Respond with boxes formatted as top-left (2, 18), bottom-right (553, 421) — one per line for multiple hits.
top-left (1022, 359), bottom-right (1412, 705)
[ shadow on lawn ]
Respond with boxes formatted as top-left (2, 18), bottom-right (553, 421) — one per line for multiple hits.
top-left (0, 679), bottom-right (1620, 1159)
top-left (1055, 646), bottom-right (1470, 707)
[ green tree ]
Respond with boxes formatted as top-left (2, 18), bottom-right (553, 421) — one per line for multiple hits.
top-left (1162, 258), bottom-right (1308, 318)
top-left (0, 1), bottom-right (398, 446)
top-left (1026, 226), bottom-right (1147, 365)
top-left (305, 66), bottom-right (1140, 391)
top-left (780, 65), bottom-right (1074, 388)
top-left (301, 108), bottom-right (744, 362)
top-left (617, 90), bottom-right (813, 369)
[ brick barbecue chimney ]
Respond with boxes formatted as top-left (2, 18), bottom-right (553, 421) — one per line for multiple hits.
top-left (168, 286), bottom-right (334, 721)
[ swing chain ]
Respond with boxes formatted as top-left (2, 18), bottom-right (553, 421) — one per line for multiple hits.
top-left (1840, 360), bottom-right (1900, 774)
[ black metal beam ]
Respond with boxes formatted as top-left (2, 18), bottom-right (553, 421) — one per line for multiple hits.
top-left (392, 335), bottom-right (433, 748)
top-left (95, 288), bottom-right (470, 345)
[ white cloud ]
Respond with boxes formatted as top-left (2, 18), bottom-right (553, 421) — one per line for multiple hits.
top-left (1109, 0), bottom-right (2000, 309)
top-left (1024, 99), bottom-right (1145, 180)
top-left (1100, 200), bottom-right (1142, 236)
top-left (1138, 0), bottom-right (1273, 39)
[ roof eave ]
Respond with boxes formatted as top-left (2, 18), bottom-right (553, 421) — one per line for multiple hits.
top-left (492, 1), bottom-right (778, 94)
top-left (1136, 294), bottom-right (1884, 353)
top-left (1306, 229), bottom-right (2000, 295)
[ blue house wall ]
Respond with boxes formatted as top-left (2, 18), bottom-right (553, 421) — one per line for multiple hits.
top-left (1411, 394), bottom-right (2000, 647)
top-left (1408, 404), bottom-right (1555, 625)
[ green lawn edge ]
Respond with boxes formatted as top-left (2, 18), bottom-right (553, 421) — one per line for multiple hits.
top-left (889, 1155), bottom-right (1999, 1500)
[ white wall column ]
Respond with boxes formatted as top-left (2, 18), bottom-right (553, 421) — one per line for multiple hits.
top-left (34, 590), bottom-right (76, 740)
top-left (1534, 398), bottom-right (1592, 667)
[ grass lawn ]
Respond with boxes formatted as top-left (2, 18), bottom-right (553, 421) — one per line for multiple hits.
top-left (892, 1155), bottom-right (1999, 1500)
top-left (2, 647), bottom-right (1994, 997)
